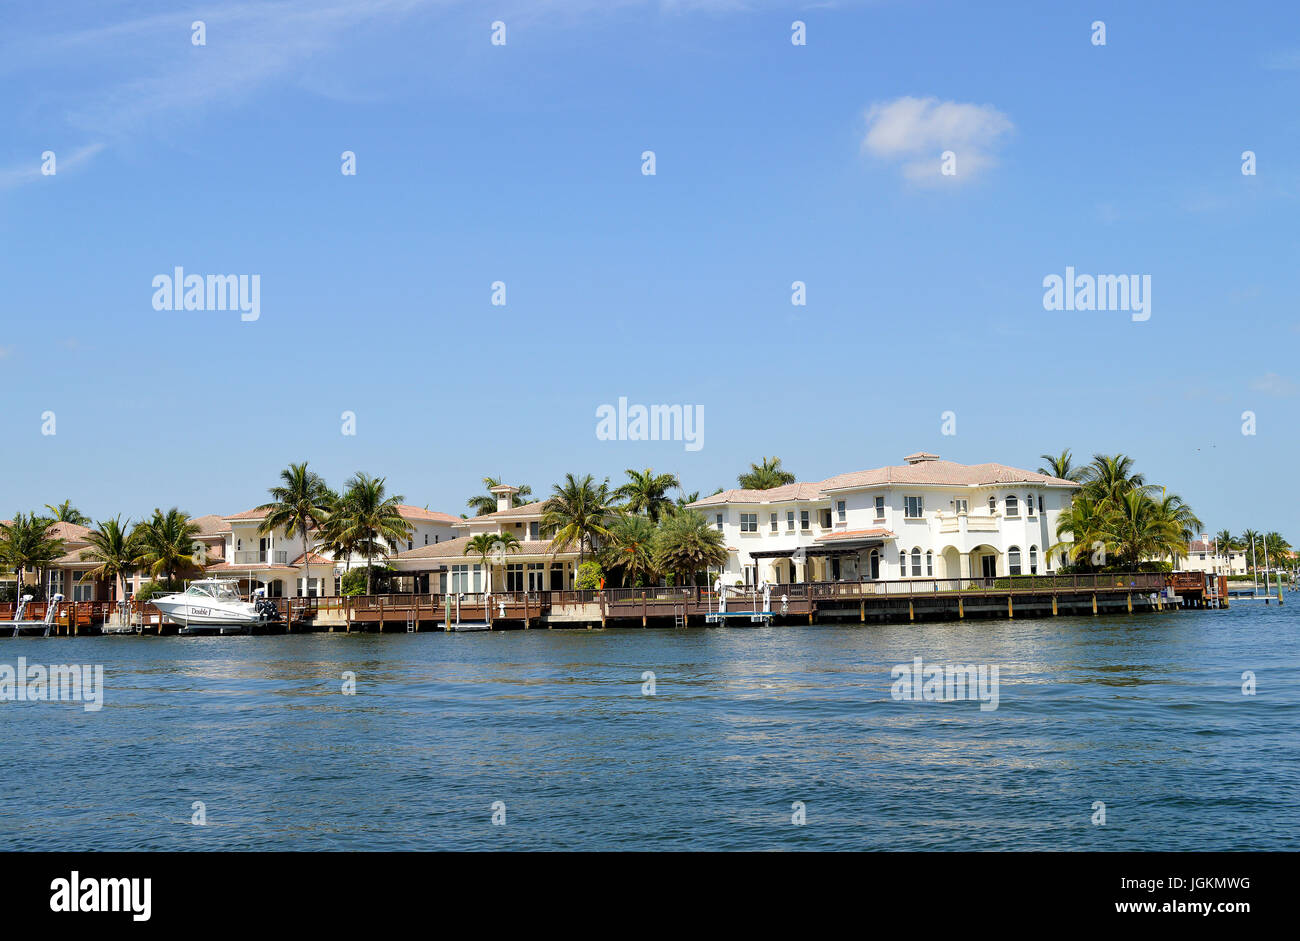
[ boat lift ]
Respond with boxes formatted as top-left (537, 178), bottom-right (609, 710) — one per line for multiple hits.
top-left (704, 578), bottom-right (775, 625)
top-left (2, 593), bottom-right (65, 637)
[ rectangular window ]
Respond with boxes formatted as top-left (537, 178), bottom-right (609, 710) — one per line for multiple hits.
top-left (800, 510), bottom-right (810, 531)
top-left (408, 540), bottom-right (414, 551)
top-left (715, 513), bottom-right (724, 532)
top-left (820, 509), bottom-right (832, 528)
top-left (769, 513), bottom-right (778, 533)
top-left (905, 496), bottom-right (924, 519)
top-left (740, 513), bottom-right (758, 533)
top-left (836, 500), bottom-right (846, 523)
top-left (874, 496), bottom-right (885, 520)
top-left (506, 564), bottom-right (524, 591)
top-left (787, 511), bottom-right (795, 531)
top-left (334, 576), bottom-right (341, 595)
top-left (1026, 495), bottom-right (1035, 517)
top-left (1038, 495), bottom-right (1044, 514)
top-left (953, 499), bottom-right (968, 514)
top-left (529, 521), bottom-right (539, 540)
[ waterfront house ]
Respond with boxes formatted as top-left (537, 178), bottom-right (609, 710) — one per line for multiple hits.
top-left (686, 452), bottom-right (1080, 585)
top-left (1180, 537), bottom-right (1249, 577)
top-left (203, 505), bottom-right (460, 597)
top-left (388, 485), bottom-right (581, 593)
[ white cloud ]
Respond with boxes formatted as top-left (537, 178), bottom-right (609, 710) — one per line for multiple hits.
top-left (860, 95), bottom-right (1012, 184)
top-left (1250, 372), bottom-right (1299, 397)
top-left (0, 143), bottom-right (105, 191)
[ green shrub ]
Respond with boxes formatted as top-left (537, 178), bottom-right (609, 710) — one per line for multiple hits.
top-left (575, 561), bottom-right (602, 590)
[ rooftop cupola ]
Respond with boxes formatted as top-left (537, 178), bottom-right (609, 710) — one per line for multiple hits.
top-left (489, 484), bottom-right (519, 514)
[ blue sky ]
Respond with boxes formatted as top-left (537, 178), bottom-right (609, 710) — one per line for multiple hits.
top-left (1, 0), bottom-right (1297, 536)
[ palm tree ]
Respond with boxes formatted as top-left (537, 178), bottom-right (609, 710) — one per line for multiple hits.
top-left (540, 473), bottom-right (615, 565)
top-left (599, 514), bottom-right (659, 587)
top-left (738, 457), bottom-right (796, 490)
top-left (1151, 492), bottom-right (1202, 567)
top-left (466, 477), bottom-right (534, 517)
top-left (327, 473), bottom-right (413, 594)
top-left (1264, 532), bottom-right (1292, 576)
top-left (1214, 529), bottom-right (1238, 558)
top-left (44, 500), bottom-right (91, 525)
top-left (131, 508), bottom-right (202, 586)
top-left (257, 462), bottom-right (334, 599)
top-left (79, 516), bottom-right (142, 601)
top-left (1240, 529), bottom-right (1263, 575)
top-left (1037, 449), bottom-right (1085, 482)
top-left (615, 468), bottom-right (680, 522)
top-left (1051, 493), bottom-right (1110, 568)
top-left (464, 531), bottom-right (521, 593)
top-left (0, 513), bottom-right (66, 598)
top-left (653, 510), bottom-right (727, 587)
top-left (1097, 491), bottom-right (1182, 570)
top-left (675, 490), bottom-right (701, 509)
top-left (1080, 453), bottom-right (1151, 506)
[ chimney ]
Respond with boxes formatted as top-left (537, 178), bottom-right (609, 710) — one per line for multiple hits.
top-left (489, 484), bottom-right (518, 514)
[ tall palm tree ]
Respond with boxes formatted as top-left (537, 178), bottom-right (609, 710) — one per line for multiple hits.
top-left (615, 468), bottom-right (680, 522)
top-left (599, 514), bottom-right (659, 587)
top-left (653, 510), bottom-right (728, 587)
top-left (79, 516), bottom-right (142, 601)
top-left (0, 513), bottom-right (66, 599)
top-left (738, 457), bottom-right (796, 490)
top-left (540, 473), bottom-right (615, 565)
top-left (464, 531), bottom-right (521, 593)
top-left (131, 508), bottom-right (202, 586)
top-left (1263, 532), bottom-right (1292, 574)
top-left (1037, 449), bottom-right (1085, 482)
top-left (466, 477), bottom-right (534, 517)
top-left (44, 500), bottom-right (91, 525)
top-left (1214, 529), bottom-right (1238, 557)
top-left (327, 473), bottom-right (413, 594)
top-left (257, 462), bottom-right (334, 599)
top-left (675, 490), bottom-right (701, 509)
top-left (1240, 529), bottom-right (1263, 575)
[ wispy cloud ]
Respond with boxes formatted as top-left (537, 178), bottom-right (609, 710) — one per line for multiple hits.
top-left (1250, 372), bottom-right (1299, 397)
top-left (860, 95), bottom-right (1012, 185)
top-left (0, 143), bottom-right (105, 191)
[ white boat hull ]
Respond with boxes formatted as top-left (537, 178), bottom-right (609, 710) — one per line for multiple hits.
top-left (152, 599), bottom-right (263, 629)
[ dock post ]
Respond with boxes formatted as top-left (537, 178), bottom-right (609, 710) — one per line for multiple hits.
top-left (1007, 596), bottom-right (1013, 619)
top-left (958, 597), bottom-right (964, 619)
top-left (908, 600), bottom-right (914, 622)
top-left (642, 590), bottom-right (647, 628)
top-left (1092, 594), bottom-right (1098, 615)
top-left (1051, 595), bottom-right (1057, 616)
top-left (1127, 593), bottom-right (1132, 614)
top-left (378, 598), bottom-right (384, 634)
top-left (860, 600), bottom-right (865, 622)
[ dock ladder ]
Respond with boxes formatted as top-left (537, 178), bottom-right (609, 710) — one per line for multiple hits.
top-left (406, 612), bottom-right (417, 633)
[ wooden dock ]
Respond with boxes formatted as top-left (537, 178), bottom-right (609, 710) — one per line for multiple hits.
top-left (0, 572), bottom-right (1232, 635)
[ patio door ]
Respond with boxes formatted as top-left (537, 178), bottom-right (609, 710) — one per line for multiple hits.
top-left (981, 555), bottom-right (997, 579)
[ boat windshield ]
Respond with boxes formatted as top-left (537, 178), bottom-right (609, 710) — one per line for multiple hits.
top-left (184, 582), bottom-right (241, 602)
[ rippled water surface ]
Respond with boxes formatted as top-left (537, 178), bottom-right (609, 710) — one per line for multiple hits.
top-left (3, 603), bottom-right (1298, 850)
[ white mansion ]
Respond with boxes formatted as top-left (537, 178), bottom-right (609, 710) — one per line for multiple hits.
top-left (686, 452), bottom-right (1080, 585)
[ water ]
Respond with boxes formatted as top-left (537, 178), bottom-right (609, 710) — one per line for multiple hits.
top-left (2, 604), bottom-right (1297, 850)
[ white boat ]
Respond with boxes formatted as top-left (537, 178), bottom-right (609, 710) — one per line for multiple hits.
top-left (152, 579), bottom-right (277, 634)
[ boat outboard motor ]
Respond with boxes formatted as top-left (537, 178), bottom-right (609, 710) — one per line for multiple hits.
top-left (252, 588), bottom-right (281, 622)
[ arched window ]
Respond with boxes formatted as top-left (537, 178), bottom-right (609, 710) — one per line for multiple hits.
top-left (1029, 545), bottom-right (1039, 575)
top-left (911, 548), bottom-right (922, 577)
top-left (925, 550), bottom-right (933, 576)
top-left (1008, 546), bottom-right (1022, 576)
top-left (988, 495), bottom-right (996, 513)
top-left (900, 551), bottom-right (907, 577)
top-left (1026, 494), bottom-right (1035, 516)
top-left (1006, 495), bottom-right (1019, 517)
